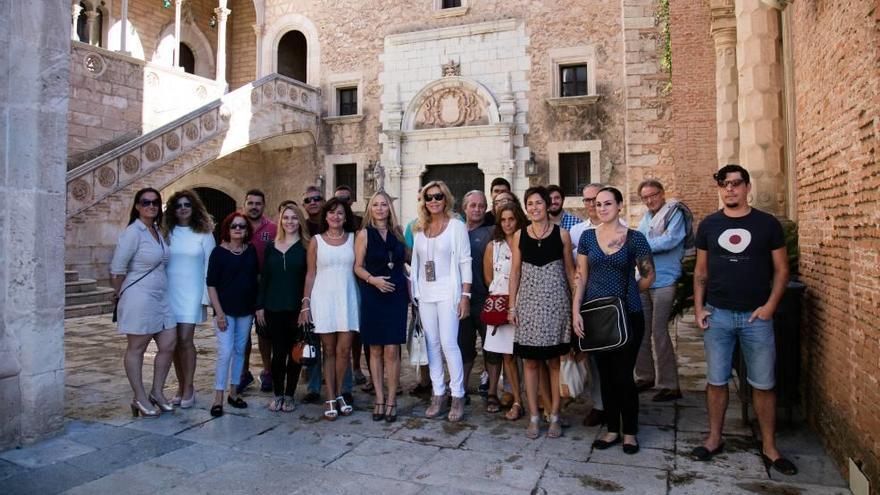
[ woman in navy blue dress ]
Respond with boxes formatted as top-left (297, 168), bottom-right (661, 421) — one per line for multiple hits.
top-left (354, 191), bottom-right (409, 423)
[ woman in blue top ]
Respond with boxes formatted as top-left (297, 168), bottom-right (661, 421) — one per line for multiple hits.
top-left (572, 187), bottom-right (655, 455)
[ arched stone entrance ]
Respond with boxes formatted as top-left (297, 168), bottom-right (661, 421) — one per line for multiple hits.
top-left (277, 30), bottom-right (307, 83)
top-left (193, 187), bottom-right (235, 241)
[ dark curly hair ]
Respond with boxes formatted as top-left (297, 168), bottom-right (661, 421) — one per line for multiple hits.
top-left (319, 197), bottom-right (356, 233)
top-left (492, 203), bottom-right (528, 242)
top-left (161, 189), bottom-right (214, 239)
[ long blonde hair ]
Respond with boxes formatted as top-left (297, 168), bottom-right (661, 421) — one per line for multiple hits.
top-left (275, 202), bottom-right (311, 246)
top-left (412, 180), bottom-right (456, 233)
top-left (362, 191), bottom-right (405, 242)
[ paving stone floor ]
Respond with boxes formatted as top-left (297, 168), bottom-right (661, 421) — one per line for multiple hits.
top-left (0, 314), bottom-right (852, 494)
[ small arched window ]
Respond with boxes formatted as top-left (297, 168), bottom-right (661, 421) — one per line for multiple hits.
top-left (179, 43), bottom-right (196, 74)
top-left (277, 30), bottom-right (307, 82)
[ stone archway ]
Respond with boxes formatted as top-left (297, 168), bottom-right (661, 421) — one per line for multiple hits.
top-left (153, 21), bottom-right (216, 78)
top-left (261, 13), bottom-right (320, 85)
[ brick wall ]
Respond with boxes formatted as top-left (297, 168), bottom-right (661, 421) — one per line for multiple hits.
top-left (229, 0), bottom-right (256, 89)
top-left (792, 0), bottom-right (880, 486)
top-left (669, 0), bottom-right (718, 221)
top-left (118, 0), bottom-right (219, 64)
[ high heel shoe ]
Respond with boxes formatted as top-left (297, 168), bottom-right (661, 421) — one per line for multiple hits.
top-left (179, 392), bottom-right (196, 409)
top-left (384, 403), bottom-right (397, 423)
top-left (372, 402), bottom-right (385, 422)
top-left (149, 393), bottom-right (174, 413)
top-left (131, 400), bottom-right (160, 418)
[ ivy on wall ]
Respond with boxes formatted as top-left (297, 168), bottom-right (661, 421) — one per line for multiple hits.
top-left (658, 0), bottom-right (672, 92)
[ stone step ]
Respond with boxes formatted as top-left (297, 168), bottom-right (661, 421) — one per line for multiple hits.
top-left (64, 301), bottom-right (115, 319)
top-left (65, 287), bottom-right (115, 306)
top-left (65, 278), bottom-right (97, 294)
top-left (65, 270), bottom-right (78, 282)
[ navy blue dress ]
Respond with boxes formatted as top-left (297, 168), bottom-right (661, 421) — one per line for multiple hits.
top-left (358, 227), bottom-right (408, 345)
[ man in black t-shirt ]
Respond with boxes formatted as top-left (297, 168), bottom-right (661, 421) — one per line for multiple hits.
top-left (690, 165), bottom-right (796, 476)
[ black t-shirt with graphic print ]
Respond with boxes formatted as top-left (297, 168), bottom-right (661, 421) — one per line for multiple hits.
top-left (695, 208), bottom-right (785, 311)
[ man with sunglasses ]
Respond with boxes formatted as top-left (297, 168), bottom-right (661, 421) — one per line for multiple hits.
top-left (691, 165), bottom-right (796, 476)
top-left (302, 186), bottom-right (325, 236)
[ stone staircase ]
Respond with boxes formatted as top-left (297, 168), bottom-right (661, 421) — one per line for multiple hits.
top-left (65, 269), bottom-right (115, 319)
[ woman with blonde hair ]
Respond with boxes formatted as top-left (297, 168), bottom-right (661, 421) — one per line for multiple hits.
top-left (162, 189), bottom-right (215, 409)
top-left (410, 181), bottom-right (472, 422)
top-left (354, 191), bottom-right (409, 422)
top-left (256, 201), bottom-right (310, 412)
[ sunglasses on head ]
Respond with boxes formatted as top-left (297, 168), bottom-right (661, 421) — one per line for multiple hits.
top-left (424, 193), bottom-right (445, 202)
top-left (230, 223), bottom-right (248, 230)
top-left (303, 195), bottom-right (323, 204)
top-left (139, 199), bottom-right (161, 207)
top-left (175, 202), bottom-right (192, 209)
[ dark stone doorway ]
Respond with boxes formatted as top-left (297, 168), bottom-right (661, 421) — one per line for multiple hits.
top-left (277, 30), bottom-right (307, 82)
top-left (421, 163), bottom-right (484, 212)
top-left (194, 187), bottom-right (236, 242)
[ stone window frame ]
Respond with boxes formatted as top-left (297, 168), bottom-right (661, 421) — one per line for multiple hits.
top-left (73, 0), bottom-right (113, 49)
top-left (323, 153), bottom-right (367, 212)
top-left (546, 45), bottom-right (600, 107)
top-left (323, 72), bottom-right (364, 124)
top-left (432, 0), bottom-right (469, 18)
top-left (548, 140), bottom-right (602, 208)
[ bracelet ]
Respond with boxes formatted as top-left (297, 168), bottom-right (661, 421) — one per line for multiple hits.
top-left (462, 292), bottom-right (471, 298)
top-left (300, 308), bottom-right (310, 313)
top-left (302, 297), bottom-right (311, 303)
top-left (366, 275), bottom-right (373, 284)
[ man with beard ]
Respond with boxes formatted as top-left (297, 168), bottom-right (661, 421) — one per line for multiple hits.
top-left (547, 184), bottom-right (583, 231)
top-left (239, 189), bottom-right (277, 393)
top-left (483, 177), bottom-right (511, 227)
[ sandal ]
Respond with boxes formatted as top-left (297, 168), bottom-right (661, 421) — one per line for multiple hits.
top-left (547, 415), bottom-right (562, 438)
top-left (526, 416), bottom-right (541, 439)
top-left (324, 400), bottom-right (338, 421)
top-left (269, 396), bottom-right (284, 412)
top-left (336, 396), bottom-right (353, 416)
top-left (505, 402), bottom-right (524, 421)
top-left (486, 395), bottom-right (501, 414)
top-left (385, 403), bottom-right (397, 423)
top-left (282, 396), bottom-right (296, 413)
top-left (372, 402), bottom-right (385, 422)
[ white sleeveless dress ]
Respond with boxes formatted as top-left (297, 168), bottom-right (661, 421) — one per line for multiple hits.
top-left (483, 240), bottom-right (515, 354)
top-left (310, 233), bottom-right (360, 334)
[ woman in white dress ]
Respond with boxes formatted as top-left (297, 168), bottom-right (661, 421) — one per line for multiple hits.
top-left (110, 188), bottom-right (178, 418)
top-left (300, 197), bottom-right (359, 420)
top-left (410, 181), bottom-right (472, 422)
top-left (483, 203), bottom-right (528, 421)
top-left (161, 189), bottom-right (215, 409)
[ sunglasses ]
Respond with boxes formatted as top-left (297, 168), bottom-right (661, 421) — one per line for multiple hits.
top-left (175, 202), bottom-right (192, 209)
top-left (139, 199), bottom-right (161, 207)
top-left (424, 193), bottom-right (446, 202)
top-left (303, 196), bottom-right (323, 204)
top-left (230, 223), bottom-right (248, 230)
top-left (717, 179), bottom-right (746, 189)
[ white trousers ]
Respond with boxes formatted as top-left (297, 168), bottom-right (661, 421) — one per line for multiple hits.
top-left (418, 298), bottom-right (465, 398)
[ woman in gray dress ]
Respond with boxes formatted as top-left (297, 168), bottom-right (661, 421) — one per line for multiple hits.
top-left (109, 188), bottom-right (178, 418)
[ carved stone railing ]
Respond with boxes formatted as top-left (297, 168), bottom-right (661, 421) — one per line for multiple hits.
top-left (66, 74), bottom-right (320, 217)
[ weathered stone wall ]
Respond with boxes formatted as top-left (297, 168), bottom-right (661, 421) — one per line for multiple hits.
top-left (792, 1), bottom-right (880, 485)
top-left (669, 0), bottom-right (718, 220)
top-left (0, 0), bottom-right (68, 450)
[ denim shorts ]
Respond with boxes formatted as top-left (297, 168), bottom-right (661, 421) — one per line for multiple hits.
top-left (703, 304), bottom-right (776, 390)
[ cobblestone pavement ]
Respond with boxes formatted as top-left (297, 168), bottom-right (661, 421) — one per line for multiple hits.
top-left (0, 314), bottom-right (851, 494)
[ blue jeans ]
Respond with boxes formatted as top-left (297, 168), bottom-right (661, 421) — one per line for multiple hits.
top-left (703, 305), bottom-right (776, 390)
top-left (214, 315), bottom-right (253, 391)
top-left (307, 352), bottom-right (353, 394)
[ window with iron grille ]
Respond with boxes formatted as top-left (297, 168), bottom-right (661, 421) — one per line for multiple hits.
top-left (559, 152), bottom-right (591, 196)
top-left (335, 164), bottom-right (357, 201)
top-left (442, 0), bottom-right (462, 8)
top-left (560, 64), bottom-right (588, 97)
top-left (337, 87), bottom-right (358, 116)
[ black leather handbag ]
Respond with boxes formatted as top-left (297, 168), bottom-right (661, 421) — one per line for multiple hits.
top-left (577, 296), bottom-right (629, 352)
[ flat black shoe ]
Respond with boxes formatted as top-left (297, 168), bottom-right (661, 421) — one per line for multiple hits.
top-left (385, 404), bottom-right (397, 423)
top-left (762, 453), bottom-right (798, 476)
top-left (210, 404), bottom-right (223, 417)
top-left (652, 389), bottom-right (683, 402)
top-left (227, 396), bottom-right (248, 409)
top-left (635, 380), bottom-right (655, 393)
top-left (691, 443), bottom-right (725, 461)
top-left (623, 442), bottom-right (640, 455)
top-left (592, 435), bottom-right (622, 450)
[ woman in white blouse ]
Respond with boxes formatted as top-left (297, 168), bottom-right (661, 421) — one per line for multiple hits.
top-left (162, 189), bottom-right (215, 409)
top-left (410, 181), bottom-right (472, 422)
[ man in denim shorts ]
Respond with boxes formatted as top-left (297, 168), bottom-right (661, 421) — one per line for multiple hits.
top-left (691, 165), bottom-right (797, 475)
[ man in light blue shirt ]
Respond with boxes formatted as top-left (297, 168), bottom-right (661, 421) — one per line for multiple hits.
top-left (635, 179), bottom-right (685, 402)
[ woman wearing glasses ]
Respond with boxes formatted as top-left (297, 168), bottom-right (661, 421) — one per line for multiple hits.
top-left (161, 189), bottom-right (215, 409)
top-left (206, 212), bottom-right (259, 417)
top-left (410, 181), bottom-right (472, 422)
top-left (110, 188), bottom-right (178, 418)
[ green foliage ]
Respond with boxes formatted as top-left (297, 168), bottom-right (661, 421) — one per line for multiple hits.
top-left (657, 0), bottom-right (672, 92)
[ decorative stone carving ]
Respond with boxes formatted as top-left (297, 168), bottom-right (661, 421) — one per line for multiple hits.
top-left (146, 71), bottom-right (159, 88)
top-left (70, 179), bottom-right (90, 201)
top-left (251, 89), bottom-right (260, 105)
top-left (195, 85), bottom-right (207, 99)
top-left (165, 132), bottom-right (180, 151)
top-left (203, 113), bottom-right (217, 130)
top-left (97, 166), bottom-right (116, 188)
top-left (121, 154), bottom-right (140, 174)
top-left (414, 86), bottom-right (488, 129)
top-left (83, 53), bottom-right (105, 76)
top-left (442, 60), bottom-right (461, 77)
top-left (301, 91), bottom-right (310, 104)
top-left (219, 106), bottom-right (232, 122)
top-left (276, 83), bottom-right (287, 98)
top-left (144, 142), bottom-right (162, 162)
top-left (263, 84), bottom-right (274, 99)
top-left (289, 87), bottom-right (299, 102)
top-left (184, 123), bottom-right (199, 141)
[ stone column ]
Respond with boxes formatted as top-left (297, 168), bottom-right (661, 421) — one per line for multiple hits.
top-left (120, 0), bottom-right (128, 53)
top-left (84, 10), bottom-right (98, 45)
top-left (710, 0), bottom-right (739, 167)
top-left (173, 0), bottom-right (183, 67)
top-left (1, 0), bottom-right (69, 449)
top-left (252, 23), bottom-right (264, 79)
top-left (735, 0), bottom-right (786, 215)
top-left (71, 3), bottom-right (83, 41)
top-left (214, 0), bottom-right (231, 85)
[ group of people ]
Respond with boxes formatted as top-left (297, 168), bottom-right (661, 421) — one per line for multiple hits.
top-left (109, 163), bottom-right (796, 474)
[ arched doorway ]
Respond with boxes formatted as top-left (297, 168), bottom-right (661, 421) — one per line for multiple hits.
top-left (194, 187), bottom-right (236, 242)
top-left (277, 30), bottom-right (307, 82)
top-left (179, 43), bottom-right (195, 74)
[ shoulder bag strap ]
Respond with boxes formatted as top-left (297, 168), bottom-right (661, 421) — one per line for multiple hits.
top-left (119, 238), bottom-right (165, 298)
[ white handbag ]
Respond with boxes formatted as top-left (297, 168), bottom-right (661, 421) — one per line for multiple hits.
top-left (408, 305), bottom-right (429, 367)
top-left (559, 354), bottom-right (588, 398)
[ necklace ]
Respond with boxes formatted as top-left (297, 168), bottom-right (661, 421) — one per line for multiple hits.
top-left (228, 243), bottom-right (245, 255)
top-left (530, 222), bottom-right (552, 247)
top-left (325, 229), bottom-right (345, 240)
